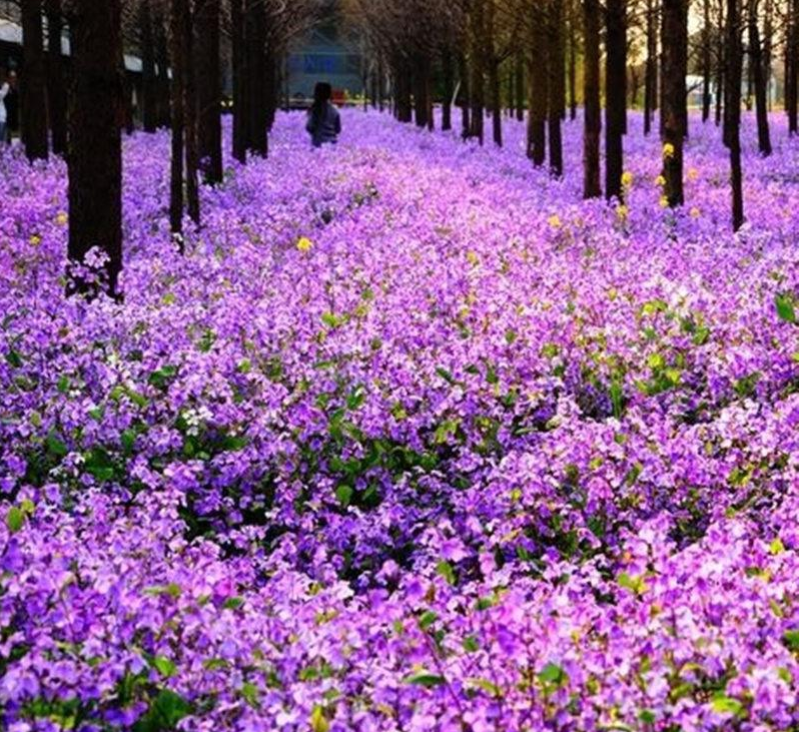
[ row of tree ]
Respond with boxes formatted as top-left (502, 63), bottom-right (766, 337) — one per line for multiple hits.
top-left (7, 0), bottom-right (799, 300)
top-left (11, 0), bottom-right (321, 298)
top-left (348, 0), bottom-right (798, 229)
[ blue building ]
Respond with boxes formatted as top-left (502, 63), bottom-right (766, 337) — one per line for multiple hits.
top-left (285, 12), bottom-right (363, 107)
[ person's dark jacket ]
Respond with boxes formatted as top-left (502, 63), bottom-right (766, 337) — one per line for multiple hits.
top-left (306, 102), bottom-right (341, 147)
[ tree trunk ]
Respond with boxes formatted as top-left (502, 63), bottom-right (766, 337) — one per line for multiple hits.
top-left (787, 0), bottom-right (798, 133)
top-left (644, 0), bottom-right (657, 135)
top-left (605, 0), bottom-right (626, 199)
top-left (231, 0), bottom-right (246, 161)
top-left (469, 0), bottom-right (485, 143)
top-left (442, 47), bottom-right (453, 131)
top-left (414, 54), bottom-right (430, 128)
top-left (548, 0), bottom-right (564, 175)
top-left (726, 0), bottom-right (744, 229)
top-left (748, 0), bottom-right (771, 154)
top-left (196, 0), bottom-right (222, 183)
top-left (568, 0), bottom-right (577, 120)
top-left (702, 0), bottom-right (712, 121)
top-left (169, 0), bottom-right (186, 238)
top-left (514, 51), bottom-right (525, 121)
top-left (155, 10), bottom-right (171, 127)
top-left (529, 4), bottom-right (548, 164)
top-left (182, 0), bottom-right (199, 225)
top-left (715, 0), bottom-right (725, 128)
top-left (45, 0), bottom-right (67, 155)
top-left (458, 52), bottom-right (471, 137)
top-left (21, 0), bottom-right (48, 161)
top-left (266, 48), bottom-right (277, 130)
top-left (66, 0), bottom-right (122, 299)
top-left (244, 0), bottom-right (268, 156)
top-left (661, 0), bottom-right (687, 207)
top-left (583, 0), bottom-right (601, 197)
top-left (141, 0), bottom-right (158, 132)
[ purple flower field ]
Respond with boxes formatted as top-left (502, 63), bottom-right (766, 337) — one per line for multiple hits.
top-left (0, 110), bottom-right (797, 731)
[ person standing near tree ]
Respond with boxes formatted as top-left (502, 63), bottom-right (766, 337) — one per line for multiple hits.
top-left (306, 82), bottom-right (341, 148)
top-left (5, 70), bottom-right (19, 140)
top-left (0, 71), bottom-right (10, 144)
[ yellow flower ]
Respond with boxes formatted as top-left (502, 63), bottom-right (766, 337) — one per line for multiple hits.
top-left (687, 167), bottom-right (699, 181)
top-left (55, 212), bottom-right (68, 226)
top-left (466, 250), bottom-right (479, 266)
top-left (615, 204), bottom-right (628, 222)
top-left (659, 196), bottom-right (669, 208)
top-left (547, 214), bottom-right (562, 229)
top-left (29, 235), bottom-right (41, 247)
top-left (690, 207), bottom-right (701, 218)
top-left (621, 171), bottom-right (634, 188)
top-left (662, 143), bottom-right (675, 159)
top-left (296, 236), bottom-right (313, 252)
top-left (655, 175), bottom-right (666, 187)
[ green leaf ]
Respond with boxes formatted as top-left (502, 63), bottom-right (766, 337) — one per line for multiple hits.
top-left (240, 681), bottom-right (259, 708)
top-left (223, 596), bottom-right (245, 610)
top-left (152, 656), bottom-right (177, 678)
top-left (143, 583), bottom-right (182, 599)
top-left (436, 560), bottom-right (456, 586)
top-left (148, 365), bottom-right (178, 389)
top-left (537, 663), bottom-right (568, 687)
top-left (783, 629), bottom-right (799, 653)
top-left (467, 677), bottom-right (501, 696)
top-left (709, 695), bottom-right (744, 715)
top-left (46, 432), bottom-right (69, 457)
top-left (775, 292), bottom-right (799, 325)
top-left (638, 709), bottom-right (657, 724)
top-left (435, 367), bottom-right (455, 384)
top-left (418, 610), bottom-right (438, 630)
top-left (405, 673), bottom-right (446, 688)
top-left (5, 349), bottom-right (23, 368)
top-left (133, 689), bottom-right (191, 732)
top-left (6, 506), bottom-right (24, 533)
top-left (56, 375), bottom-right (70, 393)
top-left (462, 635), bottom-right (480, 653)
top-left (335, 484), bottom-right (353, 508)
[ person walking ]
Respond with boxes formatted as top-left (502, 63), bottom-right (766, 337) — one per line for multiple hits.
top-left (306, 82), bottom-right (341, 148)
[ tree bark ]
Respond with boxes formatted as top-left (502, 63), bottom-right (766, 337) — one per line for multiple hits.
top-left (231, 0), bottom-right (246, 161)
top-left (468, 0), bottom-right (485, 144)
top-left (45, 0), bottom-right (67, 155)
top-left (414, 53), bottom-right (430, 128)
top-left (514, 50), bottom-right (525, 121)
top-left (748, 0), bottom-right (771, 154)
top-left (787, 0), bottom-right (799, 133)
top-left (244, 0), bottom-right (268, 156)
top-left (644, 0), bottom-right (657, 135)
top-left (182, 0), bottom-right (199, 225)
top-left (442, 47), bottom-right (453, 130)
top-left (155, 9), bottom-right (171, 127)
top-left (66, 0), bottom-right (122, 298)
top-left (140, 0), bottom-right (158, 132)
top-left (605, 0), bottom-right (626, 199)
top-left (661, 0), bottom-right (687, 207)
top-left (583, 0), bottom-right (601, 197)
top-left (21, 0), bottom-right (48, 161)
top-left (568, 0), bottom-right (577, 120)
top-left (726, 0), bottom-right (744, 229)
top-left (701, 0), bottom-right (712, 121)
top-left (529, 4), bottom-right (548, 164)
top-left (170, 0), bottom-right (186, 238)
top-left (458, 52), bottom-right (471, 137)
top-left (196, 0), bottom-right (223, 183)
top-left (548, 0), bottom-right (564, 175)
